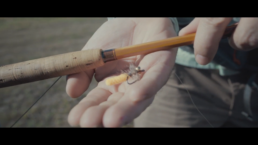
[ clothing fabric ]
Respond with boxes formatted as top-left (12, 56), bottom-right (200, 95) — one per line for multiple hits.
top-left (134, 64), bottom-right (258, 127)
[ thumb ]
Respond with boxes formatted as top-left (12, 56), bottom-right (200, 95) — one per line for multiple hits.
top-left (179, 18), bottom-right (200, 36)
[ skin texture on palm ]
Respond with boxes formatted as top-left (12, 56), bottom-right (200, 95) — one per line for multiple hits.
top-left (65, 18), bottom-right (178, 127)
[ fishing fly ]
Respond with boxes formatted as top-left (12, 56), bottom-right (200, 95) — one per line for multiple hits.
top-left (105, 63), bottom-right (145, 86)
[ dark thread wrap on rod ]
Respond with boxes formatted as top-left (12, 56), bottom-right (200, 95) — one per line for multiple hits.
top-left (102, 49), bottom-right (117, 62)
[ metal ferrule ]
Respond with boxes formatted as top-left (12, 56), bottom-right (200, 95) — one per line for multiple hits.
top-left (101, 49), bottom-right (117, 62)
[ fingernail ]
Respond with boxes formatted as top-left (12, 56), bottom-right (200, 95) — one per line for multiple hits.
top-left (196, 54), bottom-right (209, 65)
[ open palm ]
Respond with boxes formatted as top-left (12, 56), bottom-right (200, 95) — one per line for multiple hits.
top-left (66, 18), bottom-right (178, 127)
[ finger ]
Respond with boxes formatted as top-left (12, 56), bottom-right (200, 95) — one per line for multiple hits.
top-left (66, 40), bottom-right (96, 98)
top-left (179, 18), bottom-right (200, 36)
top-left (79, 92), bottom-right (123, 127)
top-left (229, 18), bottom-right (258, 50)
top-left (194, 18), bottom-right (232, 65)
top-left (66, 71), bottom-right (94, 98)
top-left (103, 94), bottom-right (154, 127)
top-left (68, 87), bottom-right (111, 127)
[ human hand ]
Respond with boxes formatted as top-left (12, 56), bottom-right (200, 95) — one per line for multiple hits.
top-left (65, 18), bottom-right (178, 127)
top-left (179, 18), bottom-right (258, 65)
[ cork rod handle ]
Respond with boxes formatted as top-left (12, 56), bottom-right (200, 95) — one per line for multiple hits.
top-left (0, 49), bottom-right (104, 88)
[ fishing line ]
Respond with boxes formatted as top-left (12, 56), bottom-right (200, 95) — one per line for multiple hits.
top-left (174, 72), bottom-right (214, 128)
top-left (10, 76), bottom-right (62, 128)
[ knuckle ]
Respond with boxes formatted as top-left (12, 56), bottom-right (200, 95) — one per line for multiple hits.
top-left (203, 18), bottom-right (228, 27)
top-left (237, 33), bottom-right (258, 50)
top-left (194, 43), bottom-right (216, 59)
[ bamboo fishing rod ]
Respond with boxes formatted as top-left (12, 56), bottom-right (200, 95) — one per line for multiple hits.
top-left (0, 23), bottom-right (238, 88)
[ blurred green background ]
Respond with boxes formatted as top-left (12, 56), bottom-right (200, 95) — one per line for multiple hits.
top-left (0, 18), bottom-right (118, 127)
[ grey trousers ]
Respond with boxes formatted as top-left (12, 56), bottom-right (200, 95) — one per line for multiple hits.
top-left (134, 64), bottom-right (258, 127)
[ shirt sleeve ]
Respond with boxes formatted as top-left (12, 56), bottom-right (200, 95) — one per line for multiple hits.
top-left (169, 17), bottom-right (179, 35)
